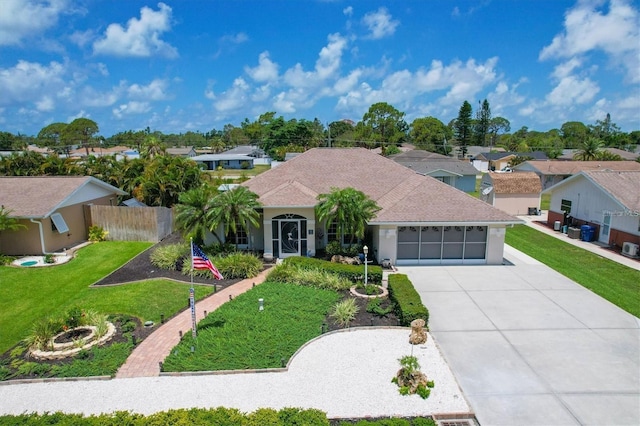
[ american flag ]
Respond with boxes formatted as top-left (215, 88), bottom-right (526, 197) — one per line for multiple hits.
top-left (192, 243), bottom-right (224, 280)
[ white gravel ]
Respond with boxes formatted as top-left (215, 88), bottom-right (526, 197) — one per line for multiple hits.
top-left (0, 328), bottom-right (470, 419)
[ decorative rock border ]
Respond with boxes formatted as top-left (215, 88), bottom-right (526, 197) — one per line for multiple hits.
top-left (350, 284), bottom-right (389, 299)
top-left (30, 322), bottom-right (117, 360)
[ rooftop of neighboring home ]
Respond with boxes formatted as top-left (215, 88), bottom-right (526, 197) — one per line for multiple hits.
top-left (389, 150), bottom-right (479, 176)
top-left (222, 145), bottom-right (265, 157)
top-left (484, 172), bottom-right (542, 194)
top-left (515, 160), bottom-right (640, 175)
top-left (0, 176), bottom-right (126, 218)
top-left (166, 146), bottom-right (195, 156)
top-left (474, 151), bottom-right (549, 161)
top-left (242, 147), bottom-right (519, 224)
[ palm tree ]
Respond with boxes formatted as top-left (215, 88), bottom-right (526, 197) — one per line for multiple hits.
top-left (0, 206), bottom-right (26, 247)
top-left (205, 186), bottom-right (261, 250)
top-left (174, 186), bottom-right (218, 246)
top-left (315, 187), bottom-right (381, 246)
top-left (573, 138), bottom-right (602, 161)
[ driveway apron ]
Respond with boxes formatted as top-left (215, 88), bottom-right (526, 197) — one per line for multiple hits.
top-left (399, 245), bottom-right (640, 426)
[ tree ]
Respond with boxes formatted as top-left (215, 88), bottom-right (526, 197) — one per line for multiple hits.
top-left (315, 187), bottom-right (381, 246)
top-left (590, 113), bottom-right (622, 147)
top-left (174, 186), bottom-right (218, 246)
top-left (136, 156), bottom-right (202, 207)
top-left (37, 123), bottom-right (69, 154)
top-left (561, 121), bottom-right (589, 149)
top-left (454, 101), bottom-right (473, 157)
top-left (410, 117), bottom-right (452, 155)
top-left (62, 118), bottom-right (99, 156)
top-left (205, 186), bottom-right (261, 250)
top-left (474, 99), bottom-right (491, 146)
top-left (359, 102), bottom-right (408, 148)
top-left (140, 135), bottom-right (166, 159)
top-left (0, 206), bottom-right (26, 233)
top-left (573, 138), bottom-right (602, 161)
top-left (488, 117), bottom-right (510, 149)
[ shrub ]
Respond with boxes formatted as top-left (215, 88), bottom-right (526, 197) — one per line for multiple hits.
top-left (366, 297), bottom-right (394, 317)
top-left (88, 225), bottom-right (108, 242)
top-left (325, 241), bottom-right (363, 257)
top-left (25, 317), bottom-right (64, 350)
top-left (204, 241), bottom-right (236, 256)
top-left (44, 253), bottom-right (55, 264)
top-left (150, 243), bottom-right (188, 270)
top-left (388, 274), bottom-right (429, 326)
top-left (284, 256), bottom-right (382, 284)
top-left (331, 298), bottom-right (359, 327)
top-left (65, 306), bottom-right (83, 328)
top-left (0, 255), bottom-right (17, 265)
top-left (214, 252), bottom-right (262, 279)
top-left (325, 240), bottom-right (343, 256)
top-left (84, 310), bottom-right (109, 338)
top-left (266, 263), bottom-right (352, 291)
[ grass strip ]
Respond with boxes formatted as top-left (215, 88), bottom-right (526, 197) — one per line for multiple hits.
top-left (162, 282), bottom-right (340, 371)
top-left (506, 225), bottom-right (640, 317)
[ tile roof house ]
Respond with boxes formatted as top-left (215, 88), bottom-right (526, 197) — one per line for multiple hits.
top-left (473, 151), bottom-right (549, 172)
top-left (480, 172), bottom-right (542, 216)
top-left (166, 146), bottom-right (197, 157)
top-left (0, 176), bottom-right (126, 255)
top-left (241, 148), bottom-right (521, 266)
top-left (543, 171), bottom-right (640, 249)
top-left (389, 150), bottom-right (479, 192)
top-left (190, 153), bottom-right (255, 170)
top-left (514, 160), bottom-right (640, 189)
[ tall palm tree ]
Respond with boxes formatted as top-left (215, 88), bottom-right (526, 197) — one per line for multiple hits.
top-left (315, 187), bottom-right (381, 245)
top-left (206, 186), bottom-right (261, 250)
top-left (174, 186), bottom-right (218, 246)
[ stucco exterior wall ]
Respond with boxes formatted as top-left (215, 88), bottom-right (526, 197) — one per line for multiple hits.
top-left (376, 225), bottom-right (397, 265)
top-left (494, 194), bottom-right (541, 216)
top-left (486, 226), bottom-right (506, 264)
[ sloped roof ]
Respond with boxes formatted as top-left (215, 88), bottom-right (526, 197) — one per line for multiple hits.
top-left (0, 176), bottom-right (126, 218)
top-left (242, 148), bottom-right (519, 224)
top-left (516, 160), bottom-right (640, 175)
top-left (476, 151), bottom-right (549, 161)
top-left (582, 171), bottom-right (640, 211)
top-left (166, 146), bottom-right (195, 155)
top-left (486, 172), bottom-right (542, 194)
top-left (389, 150), bottom-right (450, 160)
top-left (390, 150), bottom-right (478, 175)
top-left (558, 148), bottom-right (639, 161)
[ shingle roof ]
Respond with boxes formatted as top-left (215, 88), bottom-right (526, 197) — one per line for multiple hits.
top-left (242, 148), bottom-right (519, 224)
top-left (583, 171), bottom-right (640, 211)
top-left (389, 150), bottom-right (479, 176)
top-left (487, 172), bottom-right (542, 194)
top-left (0, 176), bottom-right (126, 218)
top-left (517, 160), bottom-right (640, 175)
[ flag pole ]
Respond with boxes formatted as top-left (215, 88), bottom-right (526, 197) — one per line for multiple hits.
top-left (189, 238), bottom-right (196, 339)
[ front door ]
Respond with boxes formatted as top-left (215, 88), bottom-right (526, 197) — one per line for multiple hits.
top-left (280, 220), bottom-right (300, 257)
top-left (600, 213), bottom-right (611, 244)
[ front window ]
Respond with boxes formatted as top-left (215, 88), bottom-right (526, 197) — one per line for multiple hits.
top-left (326, 222), bottom-right (356, 244)
top-left (227, 221), bottom-right (248, 246)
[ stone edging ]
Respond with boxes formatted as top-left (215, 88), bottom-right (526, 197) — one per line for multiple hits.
top-left (30, 322), bottom-right (116, 361)
top-left (350, 284), bottom-right (389, 299)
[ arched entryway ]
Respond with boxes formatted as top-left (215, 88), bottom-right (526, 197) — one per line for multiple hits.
top-left (271, 214), bottom-right (308, 258)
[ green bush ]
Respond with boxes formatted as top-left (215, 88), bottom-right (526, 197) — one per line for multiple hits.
top-left (88, 225), bottom-right (109, 242)
top-left (388, 274), bottom-right (429, 326)
top-left (214, 252), bottom-right (262, 279)
top-left (0, 255), bottom-right (17, 266)
top-left (366, 297), bottom-right (394, 317)
top-left (331, 298), bottom-right (359, 327)
top-left (284, 256), bottom-right (382, 284)
top-left (25, 317), bottom-right (64, 350)
top-left (266, 263), bottom-right (352, 291)
top-left (150, 243), bottom-right (188, 270)
top-left (204, 241), bottom-right (236, 256)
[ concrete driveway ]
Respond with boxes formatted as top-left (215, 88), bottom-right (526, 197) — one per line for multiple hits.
top-left (399, 245), bottom-right (640, 426)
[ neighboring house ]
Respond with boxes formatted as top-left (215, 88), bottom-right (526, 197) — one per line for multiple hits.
top-left (190, 154), bottom-right (254, 170)
top-left (543, 171), bottom-right (640, 248)
top-left (166, 146), bottom-right (197, 157)
top-left (223, 145), bottom-right (266, 157)
top-left (390, 150), bottom-right (479, 192)
top-left (0, 176), bottom-right (126, 255)
top-left (480, 172), bottom-right (542, 216)
top-left (514, 160), bottom-right (640, 189)
top-left (473, 151), bottom-right (549, 172)
top-left (241, 148), bottom-right (521, 266)
top-left (558, 148), bottom-right (640, 161)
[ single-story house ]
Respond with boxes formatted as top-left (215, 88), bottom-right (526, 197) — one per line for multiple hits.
top-left (389, 150), bottom-right (479, 192)
top-left (240, 148), bottom-right (522, 266)
top-left (0, 176), bottom-right (127, 255)
top-left (557, 148), bottom-right (640, 161)
top-left (191, 154), bottom-right (254, 170)
top-left (223, 145), bottom-right (266, 157)
top-left (543, 171), bottom-right (640, 248)
top-left (473, 151), bottom-right (549, 172)
top-left (480, 172), bottom-right (542, 216)
top-left (166, 146), bottom-right (197, 158)
top-left (514, 160), bottom-right (640, 189)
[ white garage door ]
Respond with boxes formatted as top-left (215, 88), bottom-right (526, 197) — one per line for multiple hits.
top-left (396, 225), bottom-right (487, 265)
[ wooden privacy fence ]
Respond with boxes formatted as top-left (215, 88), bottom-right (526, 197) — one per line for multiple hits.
top-left (86, 205), bottom-right (174, 242)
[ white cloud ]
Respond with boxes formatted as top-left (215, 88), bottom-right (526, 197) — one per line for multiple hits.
top-left (343, 6), bottom-right (353, 17)
top-left (80, 85), bottom-right (121, 108)
top-left (245, 52), bottom-right (279, 83)
top-left (35, 96), bottom-right (55, 112)
top-left (362, 7), bottom-right (399, 39)
top-left (69, 29), bottom-right (95, 48)
top-left (93, 2), bottom-right (178, 58)
top-left (0, 0), bottom-right (68, 46)
top-left (0, 60), bottom-right (66, 105)
top-left (127, 79), bottom-right (170, 101)
top-left (213, 77), bottom-right (250, 113)
top-left (220, 32), bottom-right (249, 45)
top-left (113, 101), bottom-right (151, 118)
top-left (540, 0), bottom-right (640, 83)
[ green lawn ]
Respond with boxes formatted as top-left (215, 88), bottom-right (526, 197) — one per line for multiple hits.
top-left (506, 225), bottom-right (640, 318)
top-left (0, 242), bottom-right (215, 354)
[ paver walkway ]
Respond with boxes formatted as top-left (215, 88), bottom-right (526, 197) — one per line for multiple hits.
top-left (116, 267), bottom-right (272, 378)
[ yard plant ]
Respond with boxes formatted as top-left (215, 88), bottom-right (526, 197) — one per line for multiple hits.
top-left (506, 225), bottom-right (640, 317)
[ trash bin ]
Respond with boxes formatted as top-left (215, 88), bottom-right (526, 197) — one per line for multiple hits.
top-left (554, 221), bottom-right (561, 231)
top-left (587, 226), bottom-right (596, 242)
top-left (580, 225), bottom-right (592, 241)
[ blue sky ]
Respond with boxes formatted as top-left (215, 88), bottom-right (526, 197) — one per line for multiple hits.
top-left (1, 0), bottom-right (639, 137)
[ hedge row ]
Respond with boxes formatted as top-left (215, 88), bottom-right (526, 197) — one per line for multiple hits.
top-left (283, 256), bottom-right (383, 284)
top-left (388, 274), bottom-right (429, 326)
top-left (0, 407), bottom-right (328, 425)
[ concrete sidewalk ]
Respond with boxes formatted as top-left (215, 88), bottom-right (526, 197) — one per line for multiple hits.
top-left (401, 247), bottom-right (640, 425)
top-left (518, 211), bottom-right (640, 272)
top-left (116, 268), bottom-right (272, 378)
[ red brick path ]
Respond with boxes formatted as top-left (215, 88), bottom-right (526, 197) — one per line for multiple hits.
top-left (116, 268), bottom-right (272, 378)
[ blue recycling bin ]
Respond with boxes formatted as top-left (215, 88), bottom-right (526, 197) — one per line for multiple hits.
top-left (580, 225), bottom-right (595, 242)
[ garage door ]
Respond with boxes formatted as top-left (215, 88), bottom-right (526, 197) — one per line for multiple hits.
top-left (396, 226), bottom-right (487, 265)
